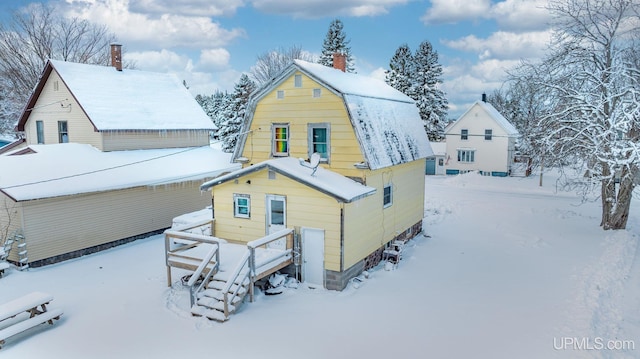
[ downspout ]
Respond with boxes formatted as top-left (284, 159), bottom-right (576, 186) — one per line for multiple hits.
top-left (340, 203), bottom-right (344, 272)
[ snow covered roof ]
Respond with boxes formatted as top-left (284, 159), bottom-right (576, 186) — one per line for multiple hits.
top-left (237, 60), bottom-right (432, 170)
top-left (0, 143), bottom-right (239, 201)
top-left (449, 101), bottom-right (519, 136)
top-left (201, 157), bottom-right (376, 203)
top-left (17, 60), bottom-right (215, 131)
top-left (429, 142), bottom-right (447, 156)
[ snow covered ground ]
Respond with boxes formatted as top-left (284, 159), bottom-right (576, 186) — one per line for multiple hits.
top-left (0, 171), bottom-right (638, 359)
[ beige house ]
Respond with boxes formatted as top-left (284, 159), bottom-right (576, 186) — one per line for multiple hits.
top-left (0, 45), bottom-right (238, 267)
top-left (200, 57), bottom-right (432, 290)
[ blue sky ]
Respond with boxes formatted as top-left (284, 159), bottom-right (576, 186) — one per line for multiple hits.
top-left (0, 0), bottom-right (553, 118)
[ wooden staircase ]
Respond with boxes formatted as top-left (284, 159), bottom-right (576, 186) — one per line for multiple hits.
top-left (190, 271), bottom-right (251, 322)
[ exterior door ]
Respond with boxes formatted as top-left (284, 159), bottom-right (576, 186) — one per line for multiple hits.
top-left (266, 195), bottom-right (286, 250)
top-left (301, 227), bottom-right (324, 287)
top-left (426, 158), bottom-right (436, 175)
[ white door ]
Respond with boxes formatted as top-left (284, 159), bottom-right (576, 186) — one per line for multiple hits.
top-left (301, 227), bottom-right (324, 287)
top-left (266, 195), bottom-right (286, 250)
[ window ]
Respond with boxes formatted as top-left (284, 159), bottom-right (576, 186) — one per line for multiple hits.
top-left (272, 124), bottom-right (289, 156)
top-left (383, 184), bottom-right (393, 208)
top-left (36, 121), bottom-right (45, 144)
top-left (58, 121), bottom-right (68, 143)
top-left (485, 129), bottom-right (493, 140)
top-left (234, 194), bottom-right (250, 218)
top-left (294, 75), bottom-right (302, 87)
top-left (308, 123), bottom-right (329, 161)
top-left (461, 129), bottom-right (468, 140)
top-left (438, 158), bottom-right (444, 166)
top-left (457, 149), bottom-right (475, 163)
top-left (277, 90), bottom-right (284, 99)
top-left (312, 88), bottom-right (321, 98)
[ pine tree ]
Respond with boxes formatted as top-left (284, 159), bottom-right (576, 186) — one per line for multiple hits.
top-left (318, 19), bottom-right (355, 73)
top-left (385, 44), bottom-right (413, 98)
top-left (218, 74), bottom-right (256, 153)
top-left (397, 40), bottom-right (448, 141)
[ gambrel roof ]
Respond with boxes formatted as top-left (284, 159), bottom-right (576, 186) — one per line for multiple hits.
top-left (17, 60), bottom-right (215, 132)
top-left (235, 60), bottom-right (432, 170)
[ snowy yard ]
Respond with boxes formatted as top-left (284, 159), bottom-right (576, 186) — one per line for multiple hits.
top-left (0, 171), bottom-right (638, 358)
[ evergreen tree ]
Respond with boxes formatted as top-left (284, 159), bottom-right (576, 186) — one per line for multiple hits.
top-left (411, 40), bottom-right (448, 141)
top-left (218, 74), bottom-right (256, 153)
top-left (318, 19), bottom-right (355, 73)
top-left (195, 90), bottom-right (231, 140)
top-left (385, 44), bottom-right (413, 98)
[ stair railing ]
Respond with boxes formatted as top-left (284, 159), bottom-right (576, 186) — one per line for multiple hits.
top-left (221, 251), bottom-right (251, 319)
top-left (187, 244), bottom-right (220, 308)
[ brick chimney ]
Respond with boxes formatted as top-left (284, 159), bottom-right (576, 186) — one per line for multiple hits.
top-left (332, 52), bottom-right (346, 72)
top-left (110, 43), bottom-right (122, 71)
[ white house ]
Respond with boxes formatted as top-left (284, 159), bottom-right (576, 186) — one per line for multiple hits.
top-left (444, 97), bottom-right (519, 177)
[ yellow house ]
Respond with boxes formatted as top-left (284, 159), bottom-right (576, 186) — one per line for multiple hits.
top-left (200, 58), bottom-right (432, 290)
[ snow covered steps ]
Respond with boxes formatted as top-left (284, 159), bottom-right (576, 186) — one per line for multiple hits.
top-left (190, 274), bottom-right (250, 322)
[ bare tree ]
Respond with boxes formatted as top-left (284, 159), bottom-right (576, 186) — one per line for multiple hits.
top-left (524, 0), bottom-right (640, 230)
top-left (249, 45), bottom-right (316, 85)
top-left (0, 3), bottom-right (117, 137)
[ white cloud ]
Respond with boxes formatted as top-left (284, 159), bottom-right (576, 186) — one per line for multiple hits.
top-left (126, 49), bottom-right (193, 73)
top-left (197, 48), bottom-right (231, 72)
top-left (250, 0), bottom-right (408, 18)
top-left (129, 0), bottom-right (244, 17)
top-left (490, 0), bottom-right (551, 31)
top-left (421, 0), bottom-right (491, 25)
top-left (443, 31), bottom-right (551, 61)
top-left (63, 0), bottom-right (245, 49)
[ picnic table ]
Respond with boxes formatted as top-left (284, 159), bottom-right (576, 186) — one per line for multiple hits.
top-left (0, 292), bottom-right (63, 349)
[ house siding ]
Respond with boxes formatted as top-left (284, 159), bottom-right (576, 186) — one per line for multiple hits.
top-left (24, 71), bottom-right (103, 149)
top-left (241, 71), bottom-right (366, 179)
top-left (445, 104), bottom-right (516, 175)
top-left (16, 181), bottom-right (210, 265)
top-left (102, 130), bottom-right (210, 151)
top-left (211, 167), bottom-right (343, 272)
top-left (0, 192), bottom-right (23, 249)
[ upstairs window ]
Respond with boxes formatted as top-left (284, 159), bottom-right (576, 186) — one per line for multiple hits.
top-left (294, 74), bottom-right (302, 87)
top-left (276, 90), bottom-right (284, 99)
top-left (58, 121), bottom-right (68, 143)
top-left (308, 123), bottom-right (329, 162)
top-left (485, 129), bottom-right (493, 140)
top-left (36, 121), bottom-right (45, 144)
top-left (383, 184), bottom-right (393, 208)
top-left (461, 129), bottom-right (468, 140)
top-left (312, 88), bottom-right (321, 98)
top-left (272, 124), bottom-right (289, 156)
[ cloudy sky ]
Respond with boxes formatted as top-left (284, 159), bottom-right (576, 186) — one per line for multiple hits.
top-left (1, 0), bottom-right (553, 118)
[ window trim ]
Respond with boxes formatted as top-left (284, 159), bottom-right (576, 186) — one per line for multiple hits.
top-left (383, 184), bottom-right (393, 208)
top-left (461, 129), bottom-right (469, 140)
top-left (484, 129), bottom-right (493, 141)
top-left (233, 194), bottom-right (251, 218)
top-left (36, 120), bottom-right (45, 144)
top-left (308, 123), bottom-right (330, 163)
top-left (58, 121), bottom-right (68, 143)
top-left (272, 123), bottom-right (290, 157)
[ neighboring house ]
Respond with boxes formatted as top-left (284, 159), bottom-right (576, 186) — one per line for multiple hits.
top-left (444, 97), bottom-right (519, 177)
top-left (200, 56), bottom-right (432, 290)
top-left (0, 45), bottom-right (239, 267)
top-left (426, 141), bottom-right (446, 175)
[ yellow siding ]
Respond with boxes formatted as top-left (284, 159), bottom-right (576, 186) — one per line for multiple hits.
top-left (240, 71), bottom-right (365, 179)
top-left (102, 130), bottom-right (210, 151)
top-left (24, 71), bottom-right (103, 149)
top-left (19, 181), bottom-right (211, 263)
top-left (211, 168), bottom-right (343, 271)
top-left (0, 193), bottom-right (23, 260)
top-left (342, 159), bottom-right (426, 269)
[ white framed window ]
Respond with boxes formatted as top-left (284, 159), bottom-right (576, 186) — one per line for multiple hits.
top-left (312, 88), bottom-right (321, 98)
top-left (272, 123), bottom-right (289, 156)
top-left (294, 74), bottom-right (302, 87)
top-left (234, 194), bottom-right (250, 218)
top-left (383, 184), bottom-right (393, 208)
top-left (461, 129), bottom-right (468, 140)
top-left (457, 149), bottom-right (475, 163)
top-left (485, 129), bottom-right (493, 140)
top-left (58, 121), bottom-right (68, 143)
top-left (277, 90), bottom-right (284, 99)
top-left (308, 123), bottom-right (330, 162)
top-left (36, 120), bottom-right (45, 144)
